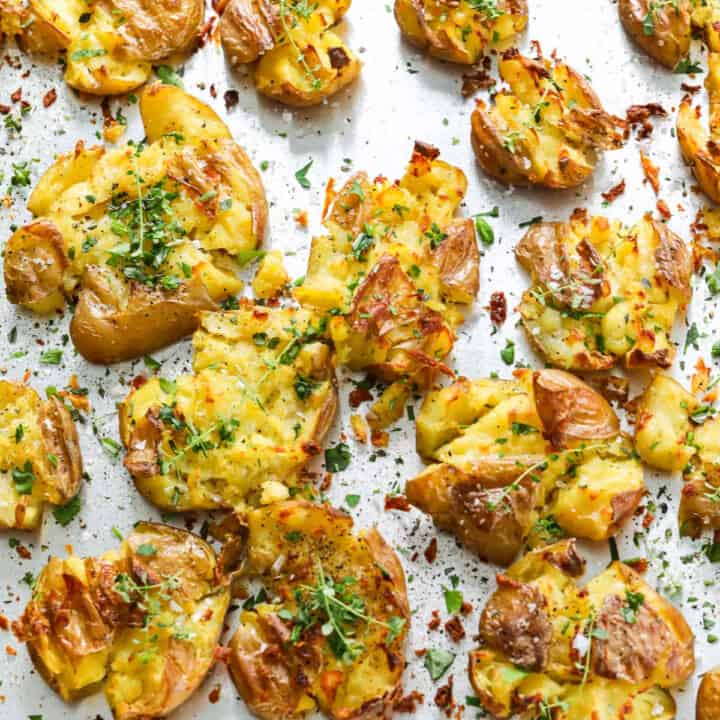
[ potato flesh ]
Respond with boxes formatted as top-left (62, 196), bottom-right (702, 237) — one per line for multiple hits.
top-left (408, 370), bottom-right (643, 560)
top-left (394, 0), bottom-right (528, 64)
top-left (518, 215), bottom-right (689, 371)
top-left (295, 147), bottom-right (476, 404)
top-left (470, 543), bottom-right (693, 719)
top-left (230, 501), bottom-right (409, 718)
top-left (252, 249), bottom-right (289, 299)
top-left (474, 55), bottom-right (625, 188)
top-left (120, 307), bottom-right (336, 511)
top-left (16, 523), bottom-right (228, 718)
top-left (0, 381), bottom-right (79, 529)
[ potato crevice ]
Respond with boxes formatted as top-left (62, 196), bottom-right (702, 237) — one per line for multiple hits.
top-left (406, 369), bottom-right (644, 566)
top-left (516, 213), bottom-right (692, 371)
top-left (471, 50), bottom-right (627, 188)
top-left (3, 84), bottom-right (268, 364)
top-left (226, 500), bottom-right (410, 720)
top-left (120, 305), bottom-right (337, 512)
top-left (470, 540), bottom-right (695, 719)
top-left (220, 0), bottom-right (361, 106)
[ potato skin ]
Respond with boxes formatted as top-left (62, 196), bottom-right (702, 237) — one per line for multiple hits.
top-left (469, 542), bottom-right (695, 718)
top-left (14, 522), bottom-right (229, 718)
top-left (394, 0), bottom-right (528, 65)
top-left (698, 667), bottom-right (720, 720)
top-left (619, 0), bottom-right (691, 68)
top-left (70, 266), bottom-right (218, 365)
top-left (220, 0), bottom-right (360, 106)
top-left (227, 500), bottom-right (410, 720)
top-left (5, 84), bottom-right (267, 364)
top-left (472, 52), bottom-right (626, 189)
top-left (408, 370), bottom-right (639, 566)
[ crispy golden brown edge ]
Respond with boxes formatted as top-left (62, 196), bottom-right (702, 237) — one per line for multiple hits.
top-left (619, 0), bottom-right (691, 68)
top-left (698, 667), bottom-right (720, 720)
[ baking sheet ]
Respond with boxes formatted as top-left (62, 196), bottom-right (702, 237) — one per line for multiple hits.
top-left (0, 0), bottom-right (718, 717)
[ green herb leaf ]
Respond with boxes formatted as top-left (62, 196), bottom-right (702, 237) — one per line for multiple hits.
top-left (500, 339), bottom-right (515, 365)
top-left (674, 57), bottom-right (703, 74)
top-left (40, 349), bottom-right (62, 365)
top-left (12, 461), bottom-right (35, 495)
top-left (325, 443), bottom-right (351, 472)
top-left (136, 543), bottom-right (157, 556)
top-left (155, 64), bottom-right (184, 88)
top-left (295, 159), bottom-right (313, 189)
top-left (424, 648), bottom-right (455, 681)
top-left (70, 48), bottom-right (108, 61)
top-left (52, 495), bottom-right (81, 527)
top-left (345, 493), bottom-right (361, 508)
top-left (443, 587), bottom-right (463, 615)
top-left (474, 216), bottom-right (494, 246)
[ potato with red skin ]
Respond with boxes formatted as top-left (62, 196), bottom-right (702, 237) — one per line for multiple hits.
top-left (472, 51), bottom-right (626, 189)
top-left (4, 84), bottom-right (267, 364)
top-left (469, 540), bottom-right (694, 719)
top-left (13, 522), bottom-right (229, 719)
top-left (517, 214), bottom-right (691, 372)
top-left (619, 0), bottom-right (692, 69)
top-left (394, 0), bottom-right (528, 65)
top-left (226, 500), bottom-right (410, 720)
top-left (2, 0), bottom-right (204, 94)
top-left (0, 381), bottom-right (83, 530)
top-left (407, 369), bottom-right (643, 566)
top-left (220, 0), bottom-right (361, 107)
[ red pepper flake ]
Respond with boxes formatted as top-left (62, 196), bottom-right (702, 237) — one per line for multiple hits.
top-left (348, 386), bottom-right (372, 407)
top-left (16, 545), bottom-right (31, 560)
top-left (428, 609), bottom-right (441, 631)
top-left (460, 600), bottom-right (473, 616)
top-left (601, 179), bottom-right (626, 204)
top-left (656, 199), bottom-right (671, 219)
top-left (384, 494), bottom-right (411, 512)
top-left (642, 511), bottom-right (655, 529)
top-left (213, 645), bottom-right (232, 663)
top-left (444, 616), bottom-right (466, 642)
top-left (5, 645), bottom-right (16, 656)
top-left (681, 82), bottom-right (701, 94)
top-left (131, 375), bottom-right (147, 390)
top-left (0, 104), bottom-right (10, 115)
top-left (10, 88), bottom-right (21, 104)
top-left (43, 88), bottom-right (57, 108)
top-left (488, 291), bottom-right (507, 326)
top-left (371, 429), bottom-right (389, 447)
top-left (294, 209), bottom-right (308, 227)
top-left (424, 537), bottom-right (438, 563)
top-left (434, 675), bottom-right (454, 711)
top-left (394, 690), bottom-right (425, 713)
top-left (625, 557), bottom-right (649, 573)
top-left (0, 614), bottom-right (8, 631)
top-left (208, 684), bottom-right (221, 703)
top-left (626, 103), bottom-right (667, 139)
top-left (640, 151), bottom-right (660, 194)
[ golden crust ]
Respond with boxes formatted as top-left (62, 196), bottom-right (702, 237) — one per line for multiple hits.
top-left (227, 500), bottom-right (409, 720)
top-left (619, 0), bottom-right (692, 68)
top-left (4, 84), bottom-right (267, 363)
top-left (471, 51), bottom-right (626, 188)
top-left (516, 214), bottom-right (691, 372)
top-left (394, 0), bottom-right (528, 65)
top-left (220, 0), bottom-right (361, 106)
top-left (0, 380), bottom-right (83, 529)
top-left (3, 0), bottom-right (204, 94)
top-left (119, 305), bottom-right (338, 512)
top-left (469, 542), bottom-right (694, 719)
top-left (14, 522), bottom-right (229, 718)
top-left (698, 667), bottom-right (720, 720)
top-left (407, 369), bottom-right (643, 566)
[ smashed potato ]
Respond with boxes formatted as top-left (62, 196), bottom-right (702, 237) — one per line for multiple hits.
top-left (0, 380), bottom-right (82, 530)
top-left (226, 500), bottom-right (409, 720)
top-left (698, 666), bottom-right (720, 720)
top-left (295, 141), bottom-right (478, 428)
top-left (1, 0), bottom-right (204, 94)
top-left (394, 0), bottom-right (528, 65)
top-left (13, 522), bottom-right (229, 719)
top-left (516, 213), bottom-right (692, 372)
top-left (4, 84), bottom-right (267, 364)
top-left (619, 0), bottom-right (692, 69)
top-left (470, 540), bottom-right (694, 719)
top-left (220, 0), bottom-right (361, 106)
top-left (407, 369), bottom-right (643, 566)
top-left (120, 305), bottom-right (337, 512)
top-left (471, 50), bottom-right (626, 188)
